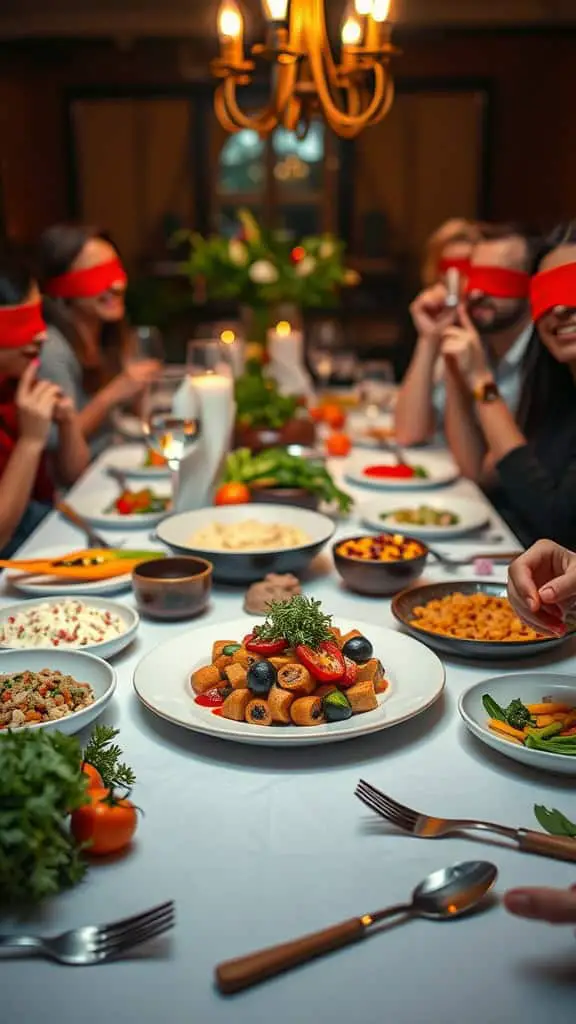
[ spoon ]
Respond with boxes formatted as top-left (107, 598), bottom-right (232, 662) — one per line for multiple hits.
top-left (215, 860), bottom-right (497, 994)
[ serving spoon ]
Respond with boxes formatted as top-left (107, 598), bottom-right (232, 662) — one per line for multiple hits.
top-left (216, 860), bottom-right (497, 994)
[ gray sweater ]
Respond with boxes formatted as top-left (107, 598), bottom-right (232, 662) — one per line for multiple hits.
top-left (39, 326), bottom-right (113, 456)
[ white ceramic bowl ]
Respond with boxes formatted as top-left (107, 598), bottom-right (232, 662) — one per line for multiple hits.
top-left (156, 503), bottom-right (336, 583)
top-left (459, 673), bottom-right (576, 776)
top-left (0, 648), bottom-right (117, 736)
top-left (0, 597), bottom-right (139, 660)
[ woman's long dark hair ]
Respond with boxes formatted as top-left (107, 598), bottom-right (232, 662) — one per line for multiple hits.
top-left (518, 222), bottom-right (576, 436)
top-left (37, 224), bottom-right (132, 393)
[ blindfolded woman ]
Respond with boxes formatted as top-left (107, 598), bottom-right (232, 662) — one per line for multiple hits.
top-left (38, 224), bottom-right (161, 454)
top-left (0, 247), bottom-right (88, 556)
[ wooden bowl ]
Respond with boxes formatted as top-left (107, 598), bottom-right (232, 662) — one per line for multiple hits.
top-left (234, 416), bottom-right (316, 453)
top-left (332, 535), bottom-right (429, 596)
top-left (251, 487), bottom-right (319, 510)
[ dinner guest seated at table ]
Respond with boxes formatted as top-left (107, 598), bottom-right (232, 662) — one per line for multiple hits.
top-left (505, 884), bottom-right (576, 925)
top-left (441, 223), bottom-right (576, 549)
top-left (0, 247), bottom-right (89, 557)
top-left (508, 538), bottom-right (576, 636)
top-left (395, 222), bottom-right (537, 446)
top-left (37, 223), bottom-right (161, 455)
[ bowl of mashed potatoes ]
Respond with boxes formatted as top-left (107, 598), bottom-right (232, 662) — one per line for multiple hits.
top-left (155, 504), bottom-right (335, 583)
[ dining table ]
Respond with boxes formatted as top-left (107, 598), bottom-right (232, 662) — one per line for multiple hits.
top-left (2, 441), bottom-right (576, 1024)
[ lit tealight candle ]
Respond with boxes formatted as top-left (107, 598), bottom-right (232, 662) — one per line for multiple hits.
top-left (219, 328), bottom-right (245, 377)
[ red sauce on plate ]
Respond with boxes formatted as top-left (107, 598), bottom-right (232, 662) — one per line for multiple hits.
top-left (363, 464), bottom-right (415, 479)
top-left (194, 691), bottom-right (224, 708)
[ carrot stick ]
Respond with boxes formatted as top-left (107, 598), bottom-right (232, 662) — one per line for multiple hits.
top-left (526, 702), bottom-right (572, 714)
top-left (487, 719), bottom-right (525, 743)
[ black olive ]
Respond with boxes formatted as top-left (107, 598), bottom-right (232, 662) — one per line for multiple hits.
top-left (247, 659), bottom-right (277, 695)
top-left (323, 690), bottom-right (352, 722)
top-left (342, 635), bottom-right (373, 663)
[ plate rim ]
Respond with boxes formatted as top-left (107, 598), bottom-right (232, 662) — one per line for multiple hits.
top-left (345, 465), bottom-right (458, 491)
top-left (132, 616), bottom-right (446, 746)
top-left (0, 595), bottom-right (139, 654)
top-left (358, 496), bottom-right (489, 538)
top-left (458, 672), bottom-right (576, 768)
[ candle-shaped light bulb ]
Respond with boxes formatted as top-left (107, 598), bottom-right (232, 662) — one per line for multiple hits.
top-left (355, 0), bottom-right (372, 15)
top-left (276, 320), bottom-right (292, 337)
top-left (261, 0), bottom-right (289, 21)
top-left (341, 14), bottom-right (363, 45)
top-left (218, 0), bottom-right (243, 41)
top-left (371, 0), bottom-right (391, 22)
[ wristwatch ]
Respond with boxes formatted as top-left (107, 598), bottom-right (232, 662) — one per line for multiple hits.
top-left (473, 379), bottom-right (500, 403)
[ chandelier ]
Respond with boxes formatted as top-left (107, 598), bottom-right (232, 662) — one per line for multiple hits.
top-left (211, 0), bottom-right (398, 139)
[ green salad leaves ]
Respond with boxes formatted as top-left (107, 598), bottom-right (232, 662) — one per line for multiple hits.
top-left (0, 730), bottom-right (89, 906)
top-left (223, 447), bottom-right (353, 513)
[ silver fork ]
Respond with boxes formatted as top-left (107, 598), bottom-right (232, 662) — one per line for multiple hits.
top-left (426, 546), bottom-right (521, 570)
top-left (355, 780), bottom-right (576, 863)
top-left (0, 899), bottom-right (174, 965)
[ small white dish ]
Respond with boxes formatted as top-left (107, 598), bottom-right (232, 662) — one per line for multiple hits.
top-left (133, 616), bottom-right (445, 746)
top-left (0, 597), bottom-right (139, 661)
top-left (345, 455), bottom-right (458, 491)
top-left (359, 496), bottom-right (489, 540)
top-left (459, 673), bottom-right (576, 776)
top-left (69, 485), bottom-right (172, 530)
top-left (105, 444), bottom-right (171, 481)
top-left (6, 546), bottom-right (132, 597)
top-left (0, 648), bottom-right (116, 736)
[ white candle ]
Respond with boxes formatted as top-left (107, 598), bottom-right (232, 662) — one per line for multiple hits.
top-left (266, 320), bottom-right (315, 399)
top-left (171, 372), bottom-right (235, 512)
top-left (219, 333), bottom-right (245, 378)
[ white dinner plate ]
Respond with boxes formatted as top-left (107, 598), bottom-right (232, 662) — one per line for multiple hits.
top-left (459, 673), bottom-right (576, 776)
top-left (69, 484), bottom-right (172, 530)
top-left (345, 455), bottom-right (458, 491)
top-left (133, 617), bottom-right (445, 746)
top-left (105, 444), bottom-right (171, 481)
top-left (111, 409), bottom-right (145, 441)
top-left (6, 546), bottom-right (133, 597)
top-left (359, 496), bottom-right (489, 540)
top-left (0, 648), bottom-right (116, 736)
top-left (0, 596), bottom-right (139, 660)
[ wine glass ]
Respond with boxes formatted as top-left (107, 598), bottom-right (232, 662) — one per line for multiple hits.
top-left (141, 371), bottom-right (201, 471)
top-left (131, 326), bottom-right (165, 363)
top-left (358, 359), bottom-right (397, 419)
top-left (186, 339), bottom-right (234, 378)
top-left (307, 320), bottom-right (345, 392)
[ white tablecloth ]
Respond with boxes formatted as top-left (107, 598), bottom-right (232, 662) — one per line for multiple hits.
top-left (2, 445), bottom-right (576, 1024)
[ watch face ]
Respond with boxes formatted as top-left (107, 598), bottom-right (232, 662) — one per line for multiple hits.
top-left (476, 381), bottom-right (499, 402)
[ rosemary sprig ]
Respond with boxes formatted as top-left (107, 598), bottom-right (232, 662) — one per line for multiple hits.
top-left (254, 595), bottom-right (334, 650)
top-left (83, 725), bottom-right (136, 789)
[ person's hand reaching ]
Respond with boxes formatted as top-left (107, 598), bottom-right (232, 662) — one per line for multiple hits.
top-left (16, 360), bottom-right (61, 447)
top-left (507, 539), bottom-right (576, 636)
top-left (504, 884), bottom-right (576, 924)
top-left (410, 283), bottom-right (456, 347)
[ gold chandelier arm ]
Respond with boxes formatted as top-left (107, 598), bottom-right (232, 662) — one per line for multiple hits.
top-left (307, 0), bottom-right (340, 88)
top-left (307, 51), bottom-right (388, 131)
top-left (221, 77), bottom-right (279, 134)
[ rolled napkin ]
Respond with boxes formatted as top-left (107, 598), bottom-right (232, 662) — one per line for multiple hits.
top-left (172, 373), bottom-right (236, 512)
top-left (266, 323), bottom-right (315, 400)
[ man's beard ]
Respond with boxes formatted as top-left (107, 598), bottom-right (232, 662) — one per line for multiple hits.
top-left (468, 299), bottom-right (526, 336)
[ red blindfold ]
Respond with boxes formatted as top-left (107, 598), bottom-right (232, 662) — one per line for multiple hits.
top-left (44, 258), bottom-right (127, 299)
top-left (439, 256), bottom-right (470, 276)
top-left (0, 302), bottom-right (46, 349)
top-left (466, 265), bottom-right (530, 300)
top-left (530, 262), bottom-right (576, 322)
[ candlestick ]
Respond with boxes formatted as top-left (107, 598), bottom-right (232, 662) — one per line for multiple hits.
top-left (171, 372), bottom-right (235, 512)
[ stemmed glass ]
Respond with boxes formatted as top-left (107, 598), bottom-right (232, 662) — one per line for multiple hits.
top-left (186, 339), bottom-right (234, 377)
top-left (141, 371), bottom-right (201, 471)
top-left (358, 359), bottom-right (397, 417)
top-left (131, 326), bottom-right (165, 363)
top-left (307, 320), bottom-right (346, 392)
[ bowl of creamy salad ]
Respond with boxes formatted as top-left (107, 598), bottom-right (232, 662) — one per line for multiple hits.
top-left (0, 598), bottom-right (139, 661)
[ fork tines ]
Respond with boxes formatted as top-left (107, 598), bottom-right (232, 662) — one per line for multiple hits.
top-left (95, 900), bottom-right (175, 957)
top-left (355, 779), bottom-right (419, 833)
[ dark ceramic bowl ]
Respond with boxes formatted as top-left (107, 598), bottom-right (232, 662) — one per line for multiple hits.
top-left (132, 556), bottom-right (213, 620)
top-left (234, 416), bottom-right (316, 453)
top-left (332, 534), bottom-right (429, 596)
top-left (156, 504), bottom-right (335, 584)
top-left (252, 487), bottom-right (319, 511)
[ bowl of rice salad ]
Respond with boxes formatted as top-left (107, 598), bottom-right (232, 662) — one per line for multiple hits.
top-left (0, 649), bottom-right (116, 735)
top-left (0, 597), bottom-right (139, 660)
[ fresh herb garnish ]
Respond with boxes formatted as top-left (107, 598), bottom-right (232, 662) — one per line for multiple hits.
top-left (83, 725), bottom-right (136, 789)
top-left (255, 595), bottom-right (334, 650)
top-left (534, 805), bottom-right (576, 837)
top-left (235, 364), bottom-right (299, 430)
top-left (482, 694), bottom-right (532, 730)
top-left (0, 730), bottom-right (89, 906)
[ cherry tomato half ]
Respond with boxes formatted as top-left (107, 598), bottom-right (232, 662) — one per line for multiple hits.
top-left (295, 641), bottom-right (345, 682)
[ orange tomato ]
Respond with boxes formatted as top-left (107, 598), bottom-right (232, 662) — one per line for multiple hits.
top-left (214, 482), bottom-right (251, 505)
top-left (309, 405), bottom-right (325, 423)
top-left (147, 449), bottom-right (167, 467)
top-left (326, 432), bottom-right (352, 457)
top-left (322, 403), bottom-right (346, 429)
top-left (82, 762), bottom-right (104, 790)
top-left (70, 788), bottom-right (138, 856)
